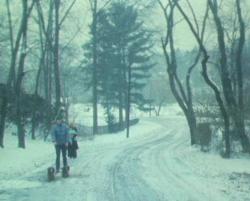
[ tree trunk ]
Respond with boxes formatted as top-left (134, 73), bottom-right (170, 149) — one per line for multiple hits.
top-left (126, 64), bottom-right (132, 138)
top-left (54, 0), bottom-right (61, 113)
top-left (118, 91), bottom-right (124, 129)
top-left (233, 113), bottom-right (250, 152)
top-left (201, 55), bottom-right (231, 157)
top-left (31, 8), bottom-right (45, 140)
top-left (6, 0), bottom-right (17, 88)
top-left (16, 50), bottom-right (27, 148)
top-left (15, 0), bottom-right (31, 148)
top-left (31, 67), bottom-right (42, 140)
top-left (117, 41), bottom-right (124, 130)
top-left (91, 0), bottom-right (98, 135)
top-left (234, 0), bottom-right (250, 152)
top-left (0, 85), bottom-right (7, 148)
top-left (16, 58), bottom-right (26, 148)
top-left (187, 106), bottom-right (197, 145)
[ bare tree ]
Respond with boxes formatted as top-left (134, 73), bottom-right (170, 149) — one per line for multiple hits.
top-left (34, 0), bottom-right (78, 131)
top-left (208, 0), bottom-right (250, 153)
top-left (157, 0), bottom-right (203, 145)
top-left (30, 1), bottom-right (49, 140)
top-left (3, 0), bottom-right (36, 148)
top-left (173, 0), bottom-right (250, 155)
top-left (34, 0), bottom-right (55, 137)
top-left (173, 0), bottom-right (231, 156)
top-left (16, 0), bottom-right (36, 148)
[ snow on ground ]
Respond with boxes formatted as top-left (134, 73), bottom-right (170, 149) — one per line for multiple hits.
top-left (1, 105), bottom-right (250, 201)
top-left (69, 103), bottom-right (183, 126)
top-left (69, 103), bottom-right (107, 126)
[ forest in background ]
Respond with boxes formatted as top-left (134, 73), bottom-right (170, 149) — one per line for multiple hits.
top-left (0, 0), bottom-right (250, 158)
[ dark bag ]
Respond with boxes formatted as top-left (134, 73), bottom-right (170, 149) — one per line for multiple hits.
top-left (68, 143), bottom-right (74, 158)
top-left (72, 140), bottom-right (79, 150)
top-left (68, 138), bottom-right (78, 158)
top-left (72, 135), bottom-right (79, 149)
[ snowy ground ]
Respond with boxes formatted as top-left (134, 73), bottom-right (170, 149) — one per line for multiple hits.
top-left (1, 106), bottom-right (250, 201)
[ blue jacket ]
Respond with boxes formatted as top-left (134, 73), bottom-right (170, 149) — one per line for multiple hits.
top-left (51, 123), bottom-right (69, 145)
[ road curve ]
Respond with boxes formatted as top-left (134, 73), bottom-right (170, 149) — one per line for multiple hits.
top-left (7, 117), bottom-right (229, 201)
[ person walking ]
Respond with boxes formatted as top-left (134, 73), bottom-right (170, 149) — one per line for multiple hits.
top-left (51, 118), bottom-right (69, 173)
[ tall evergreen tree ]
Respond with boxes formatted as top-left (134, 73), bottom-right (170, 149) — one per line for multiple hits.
top-left (83, 1), bottom-right (154, 134)
top-left (107, 2), bottom-right (154, 136)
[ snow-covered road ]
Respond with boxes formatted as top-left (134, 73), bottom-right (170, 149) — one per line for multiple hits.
top-left (2, 117), bottom-right (250, 201)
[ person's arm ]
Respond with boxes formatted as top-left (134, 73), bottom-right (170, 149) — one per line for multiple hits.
top-left (65, 126), bottom-right (70, 145)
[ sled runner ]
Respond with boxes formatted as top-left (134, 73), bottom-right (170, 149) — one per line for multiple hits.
top-left (62, 166), bottom-right (70, 178)
top-left (47, 167), bottom-right (55, 181)
top-left (47, 166), bottom-right (70, 181)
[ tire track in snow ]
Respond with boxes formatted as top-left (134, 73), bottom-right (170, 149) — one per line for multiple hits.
top-left (139, 118), bottom-right (227, 201)
top-left (109, 129), bottom-right (175, 201)
top-left (108, 117), bottom-right (227, 201)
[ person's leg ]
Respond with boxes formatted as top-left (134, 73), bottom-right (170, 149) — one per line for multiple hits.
top-left (55, 145), bottom-right (60, 172)
top-left (62, 144), bottom-right (68, 168)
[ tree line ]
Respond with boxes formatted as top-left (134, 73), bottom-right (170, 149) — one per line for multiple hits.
top-left (0, 0), bottom-right (154, 148)
top-left (1, 0), bottom-right (250, 158)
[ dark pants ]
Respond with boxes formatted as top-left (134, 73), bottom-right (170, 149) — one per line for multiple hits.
top-left (55, 144), bottom-right (68, 171)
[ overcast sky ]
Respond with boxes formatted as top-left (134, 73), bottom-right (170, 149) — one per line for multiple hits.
top-left (1, 0), bottom-right (250, 53)
top-left (60, 0), bottom-right (208, 52)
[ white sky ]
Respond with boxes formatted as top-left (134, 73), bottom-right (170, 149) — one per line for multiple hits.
top-left (71, 0), bottom-right (209, 51)
top-left (1, 0), bottom-right (250, 53)
top-left (60, 0), bottom-right (209, 51)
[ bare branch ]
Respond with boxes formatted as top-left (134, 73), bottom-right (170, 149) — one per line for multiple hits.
top-left (59, 0), bottom-right (77, 27)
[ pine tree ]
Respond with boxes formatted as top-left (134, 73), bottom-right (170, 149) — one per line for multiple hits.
top-left (82, 1), bottom-right (154, 133)
top-left (107, 2), bottom-right (154, 135)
